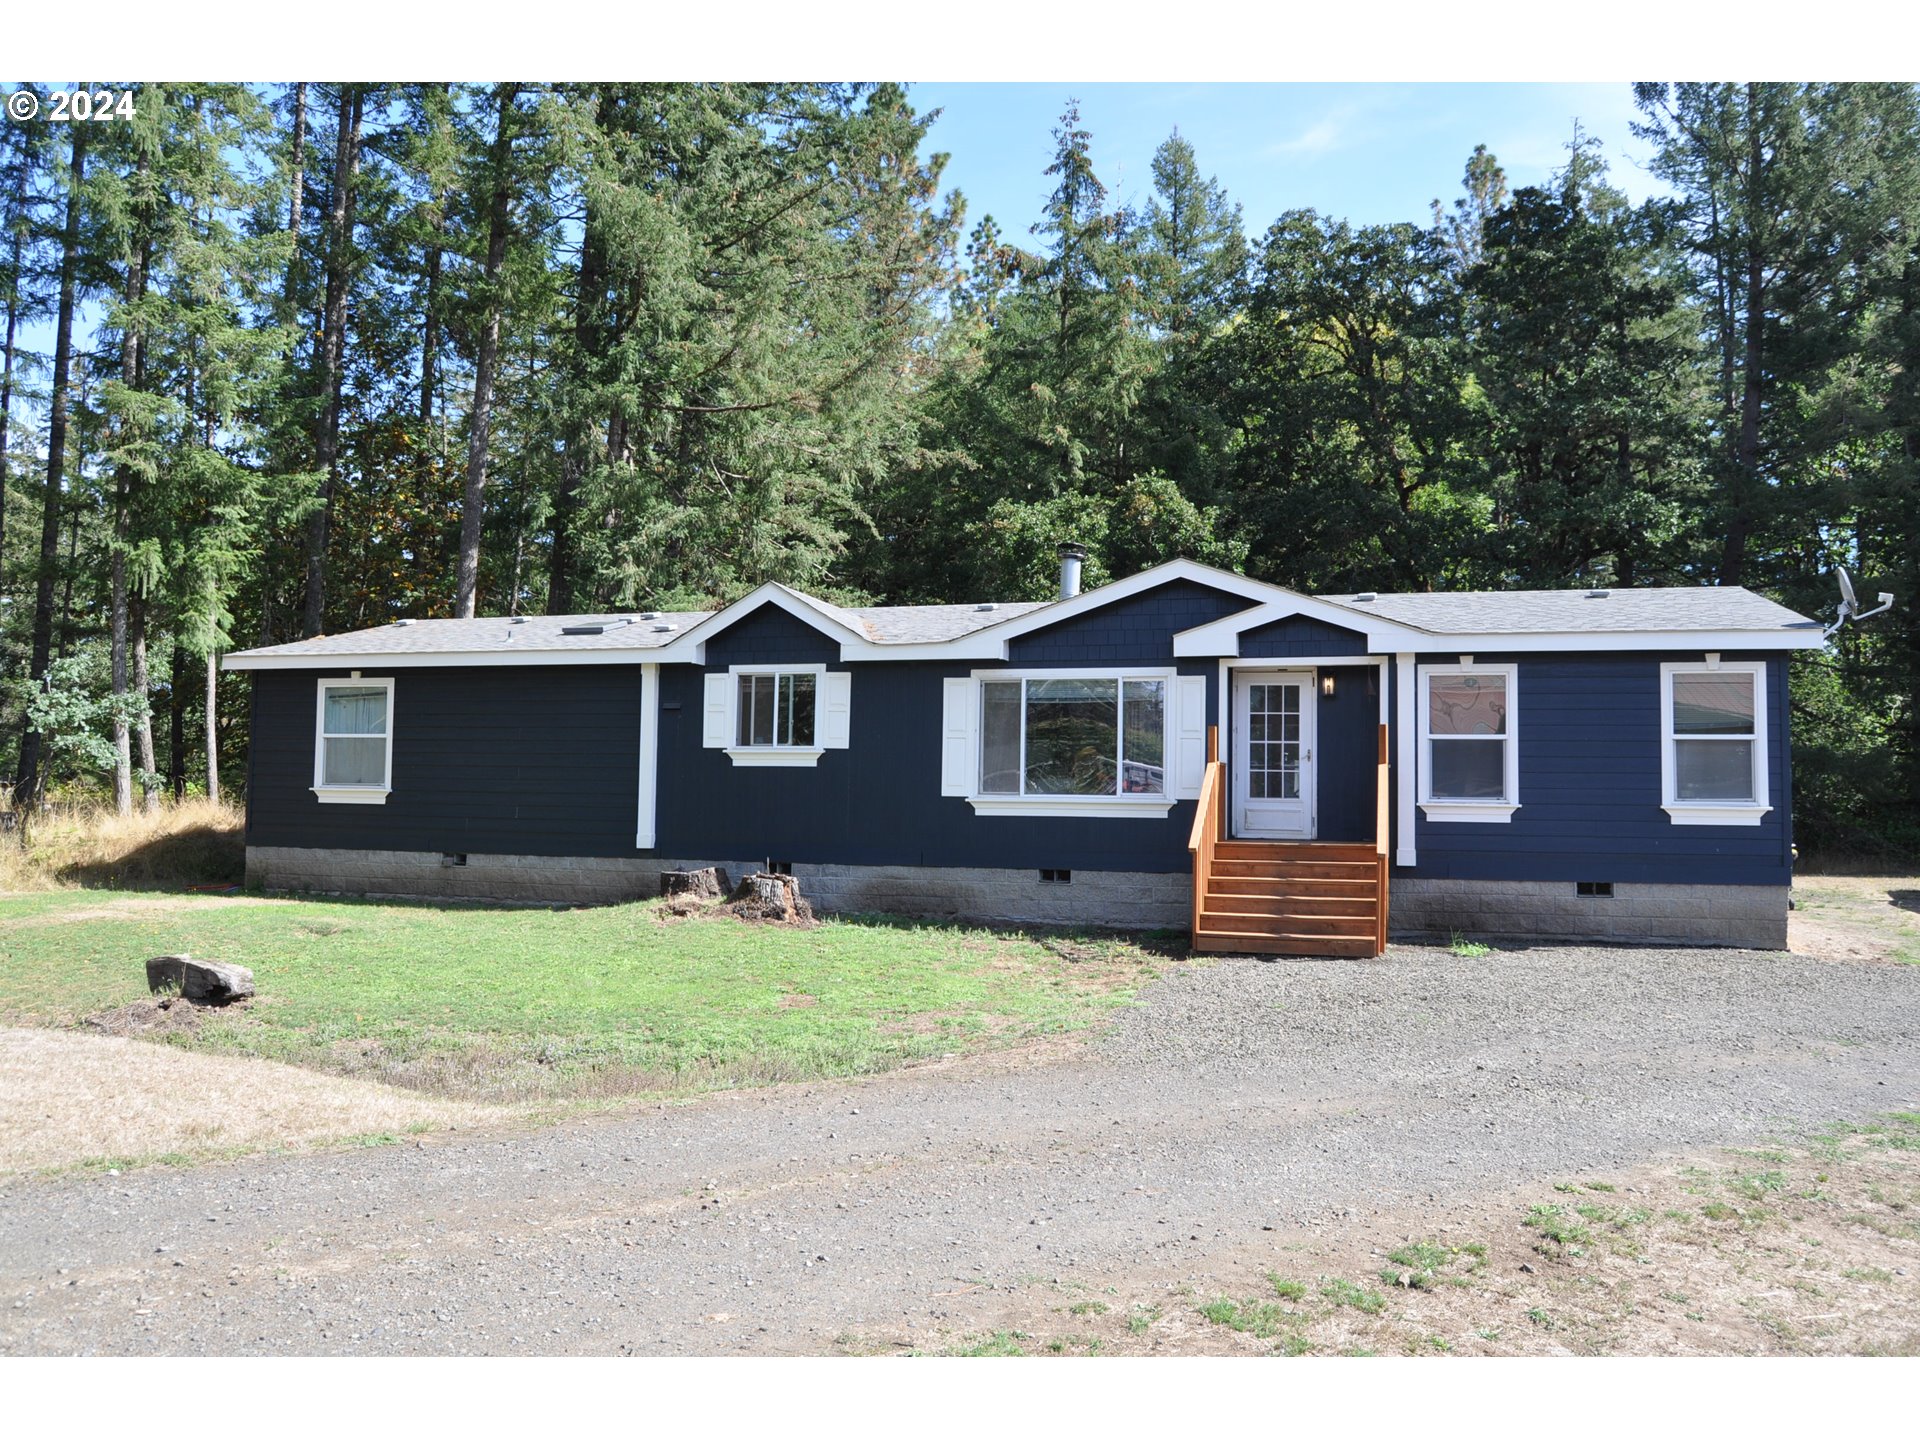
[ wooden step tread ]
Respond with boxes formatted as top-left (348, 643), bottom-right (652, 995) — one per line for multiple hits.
top-left (1193, 930), bottom-right (1376, 957)
top-left (1194, 894), bottom-right (1377, 917)
top-left (1209, 859), bottom-right (1378, 880)
top-left (1207, 876), bottom-right (1377, 895)
top-left (1214, 842), bottom-right (1377, 860)
top-left (1198, 913), bottom-right (1382, 936)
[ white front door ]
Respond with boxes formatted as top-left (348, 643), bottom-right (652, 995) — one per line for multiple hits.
top-left (1233, 670), bottom-right (1315, 839)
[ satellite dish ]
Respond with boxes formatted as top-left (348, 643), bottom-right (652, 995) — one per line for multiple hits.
top-left (1838, 567), bottom-right (1858, 614)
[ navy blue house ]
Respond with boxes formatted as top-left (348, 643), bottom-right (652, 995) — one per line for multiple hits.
top-left (224, 558), bottom-right (1826, 952)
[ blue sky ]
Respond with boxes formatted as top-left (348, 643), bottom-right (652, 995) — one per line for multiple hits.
top-left (907, 82), bottom-right (1668, 240)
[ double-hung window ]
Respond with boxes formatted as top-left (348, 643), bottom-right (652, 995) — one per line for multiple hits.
top-left (1660, 661), bottom-right (1770, 824)
top-left (737, 671), bottom-right (816, 750)
top-left (974, 673), bottom-right (1168, 811)
top-left (708, 664), bottom-right (850, 766)
top-left (1418, 663), bottom-right (1519, 822)
top-left (313, 677), bottom-right (394, 804)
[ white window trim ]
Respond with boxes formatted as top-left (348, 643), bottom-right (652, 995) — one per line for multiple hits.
top-left (963, 668), bottom-right (1177, 819)
top-left (726, 662), bottom-right (828, 768)
top-left (1660, 660), bottom-right (1771, 825)
top-left (1417, 662), bottom-right (1520, 822)
top-left (312, 675), bottom-right (394, 804)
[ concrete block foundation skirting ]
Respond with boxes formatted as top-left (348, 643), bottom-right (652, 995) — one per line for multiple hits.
top-left (1388, 877), bottom-right (1789, 950)
top-left (245, 846), bottom-right (1192, 929)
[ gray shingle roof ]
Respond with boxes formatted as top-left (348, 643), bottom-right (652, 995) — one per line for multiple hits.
top-left (228, 611), bottom-right (713, 659)
top-left (224, 573), bottom-right (1820, 666)
top-left (1317, 586), bottom-right (1820, 636)
top-left (844, 601), bottom-right (1050, 643)
top-left (225, 598), bottom-right (1056, 662)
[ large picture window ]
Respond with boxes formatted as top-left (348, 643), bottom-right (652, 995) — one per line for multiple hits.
top-left (312, 677), bottom-right (393, 803)
top-left (979, 675), bottom-right (1167, 798)
top-left (1660, 661), bottom-right (1770, 824)
top-left (1417, 663), bottom-right (1519, 821)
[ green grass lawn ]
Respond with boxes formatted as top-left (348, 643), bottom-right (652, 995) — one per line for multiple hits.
top-left (0, 891), bottom-right (1172, 1105)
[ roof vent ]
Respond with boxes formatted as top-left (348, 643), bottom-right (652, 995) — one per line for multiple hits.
top-left (1586, 588), bottom-right (1610, 599)
top-left (975, 602), bottom-right (998, 612)
top-left (651, 623), bottom-right (676, 633)
top-left (509, 616), bottom-right (528, 625)
top-left (1354, 592), bottom-right (1377, 603)
top-left (394, 618), bottom-right (416, 626)
top-left (638, 611), bottom-right (660, 620)
top-left (561, 617), bottom-right (634, 636)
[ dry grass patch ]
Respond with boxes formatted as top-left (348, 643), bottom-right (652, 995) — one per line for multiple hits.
top-left (846, 1112), bottom-right (1920, 1357)
top-left (0, 1027), bottom-right (495, 1178)
top-left (0, 799), bottom-right (244, 892)
top-left (1791, 873), bottom-right (1920, 967)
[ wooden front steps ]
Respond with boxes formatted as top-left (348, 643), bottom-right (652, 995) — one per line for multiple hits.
top-left (1186, 723), bottom-right (1391, 959)
top-left (1193, 841), bottom-right (1384, 958)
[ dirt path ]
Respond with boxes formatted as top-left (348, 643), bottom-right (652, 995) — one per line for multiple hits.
top-left (2, 942), bottom-right (1916, 1356)
top-left (0, 1028), bottom-right (492, 1176)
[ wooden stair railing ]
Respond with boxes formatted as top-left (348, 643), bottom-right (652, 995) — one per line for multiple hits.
top-left (1187, 725), bottom-right (1224, 942)
top-left (1375, 722), bottom-right (1390, 955)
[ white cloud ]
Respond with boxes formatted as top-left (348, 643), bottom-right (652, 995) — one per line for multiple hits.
top-left (1265, 118), bottom-right (1346, 158)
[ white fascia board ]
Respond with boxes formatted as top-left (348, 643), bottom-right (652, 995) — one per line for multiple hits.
top-left (1173, 596), bottom-right (1433, 658)
top-left (650, 581), bottom-right (868, 659)
top-left (956, 559), bottom-right (1300, 651)
top-left (223, 648), bottom-right (672, 671)
top-left (1174, 613), bottom-right (1825, 660)
top-left (1400, 629), bottom-right (1824, 655)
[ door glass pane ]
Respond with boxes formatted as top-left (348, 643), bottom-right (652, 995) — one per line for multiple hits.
top-left (980, 681), bottom-right (1021, 793)
top-left (1428, 674), bottom-right (1506, 735)
top-left (1024, 678), bottom-right (1118, 795)
top-left (323, 685), bottom-right (386, 736)
top-left (1429, 738), bottom-right (1505, 799)
top-left (1245, 680), bottom-right (1302, 802)
top-left (1122, 679), bottom-right (1164, 794)
top-left (1672, 674), bottom-right (1754, 735)
top-left (1675, 739), bottom-right (1754, 800)
top-left (323, 736), bottom-right (385, 786)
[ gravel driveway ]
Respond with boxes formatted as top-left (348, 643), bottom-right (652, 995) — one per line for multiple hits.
top-left (4, 944), bottom-right (1917, 1355)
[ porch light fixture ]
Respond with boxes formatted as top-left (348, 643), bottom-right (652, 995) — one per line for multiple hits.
top-left (1321, 673), bottom-right (1336, 698)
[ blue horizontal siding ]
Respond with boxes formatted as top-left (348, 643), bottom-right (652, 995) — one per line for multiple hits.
top-left (244, 666), bottom-right (643, 858)
top-left (1400, 652), bottom-right (1791, 886)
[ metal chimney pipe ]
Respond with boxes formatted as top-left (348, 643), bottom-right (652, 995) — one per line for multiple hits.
top-left (1057, 543), bottom-right (1087, 601)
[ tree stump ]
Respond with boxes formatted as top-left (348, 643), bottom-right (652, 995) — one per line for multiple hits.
top-left (725, 872), bottom-right (814, 924)
top-left (660, 866), bottom-right (729, 899)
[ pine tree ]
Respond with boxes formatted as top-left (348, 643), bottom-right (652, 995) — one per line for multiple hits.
top-left (16, 124), bottom-right (90, 808)
top-left (1430, 144), bottom-right (1509, 271)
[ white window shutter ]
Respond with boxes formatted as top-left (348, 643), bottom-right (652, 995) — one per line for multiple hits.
top-left (940, 677), bottom-right (976, 796)
top-left (820, 672), bottom-right (852, 748)
top-left (1172, 674), bottom-right (1208, 798)
top-left (703, 673), bottom-right (732, 748)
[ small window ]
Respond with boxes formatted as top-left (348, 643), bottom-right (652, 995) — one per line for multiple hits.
top-left (766, 860), bottom-right (793, 876)
top-left (1418, 664), bottom-right (1519, 821)
top-left (1660, 662), bottom-right (1770, 825)
top-left (736, 671), bottom-right (816, 749)
top-left (1039, 868), bottom-right (1072, 884)
top-left (1576, 881), bottom-right (1613, 898)
top-left (313, 678), bottom-right (393, 803)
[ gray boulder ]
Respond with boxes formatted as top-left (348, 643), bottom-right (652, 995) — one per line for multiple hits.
top-left (145, 954), bottom-right (255, 1005)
